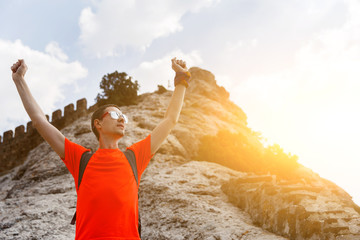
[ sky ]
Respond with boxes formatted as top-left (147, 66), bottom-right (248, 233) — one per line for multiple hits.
top-left (0, 0), bottom-right (359, 205)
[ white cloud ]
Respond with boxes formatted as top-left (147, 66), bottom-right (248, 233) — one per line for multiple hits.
top-left (45, 41), bottom-right (69, 61)
top-left (129, 49), bottom-right (203, 94)
top-left (79, 0), bottom-right (220, 57)
top-left (225, 38), bottom-right (258, 51)
top-left (0, 39), bottom-right (88, 135)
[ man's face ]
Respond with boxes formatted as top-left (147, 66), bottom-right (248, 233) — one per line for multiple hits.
top-left (98, 107), bottom-right (126, 139)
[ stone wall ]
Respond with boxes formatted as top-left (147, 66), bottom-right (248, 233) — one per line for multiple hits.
top-left (0, 98), bottom-right (88, 174)
top-left (221, 175), bottom-right (360, 240)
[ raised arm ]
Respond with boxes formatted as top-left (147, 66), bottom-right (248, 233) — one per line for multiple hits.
top-left (150, 58), bottom-right (190, 155)
top-left (11, 59), bottom-right (65, 159)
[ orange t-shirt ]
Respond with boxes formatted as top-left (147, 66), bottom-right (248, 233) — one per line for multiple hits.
top-left (61, 134), bottom-right (154, 240)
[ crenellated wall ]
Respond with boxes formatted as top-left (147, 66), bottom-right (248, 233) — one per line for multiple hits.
top-left (0, 98), bottom-right (89, 174)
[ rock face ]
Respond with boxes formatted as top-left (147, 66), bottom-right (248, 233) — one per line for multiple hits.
top-left (222, 175), bottom-right (360, 239)
top-left (0, 67), bottom-right (359, 239)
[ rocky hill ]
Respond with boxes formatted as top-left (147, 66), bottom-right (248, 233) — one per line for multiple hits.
top-left (0, 67), bottom-right (359, 239)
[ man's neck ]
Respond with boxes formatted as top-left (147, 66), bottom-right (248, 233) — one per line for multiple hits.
top-left (98, 136), bottom-right (120, 149)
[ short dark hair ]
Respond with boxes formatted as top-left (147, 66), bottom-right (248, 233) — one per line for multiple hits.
top-left (91, 104), bottom-right (121, 140)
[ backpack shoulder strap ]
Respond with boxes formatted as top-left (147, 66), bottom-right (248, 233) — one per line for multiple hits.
top-left (123, 148), bottom-right (141, 238)
top-left (123, 149), bottom-right (138, 186)
top-left (70, 150), bottom-right (92, 225)
top-left (78, 151), bottom-right (93, 190)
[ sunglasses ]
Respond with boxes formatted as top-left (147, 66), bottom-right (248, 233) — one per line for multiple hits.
top-left (101, 111), bottom-right (129, 124)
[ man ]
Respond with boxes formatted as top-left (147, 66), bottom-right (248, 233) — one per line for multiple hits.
top-left (11, 57), bottom-right (191, 239)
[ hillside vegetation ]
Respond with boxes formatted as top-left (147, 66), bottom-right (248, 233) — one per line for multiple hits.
top-left (196, 129), bottom-right (299, 180)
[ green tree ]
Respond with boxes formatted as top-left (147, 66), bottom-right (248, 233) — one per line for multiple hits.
top-left (95, 71), bottom-right (140, 106)
top-left (196, 129), bottom-right (264, 173)
top-left (264, 144), bottom-right (299, 178)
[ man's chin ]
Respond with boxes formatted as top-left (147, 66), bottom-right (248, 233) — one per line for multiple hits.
top-left (117, 130), bottom-right (125, 137)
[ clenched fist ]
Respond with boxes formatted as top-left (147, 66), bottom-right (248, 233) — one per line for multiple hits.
top-left (11, 59), bottom-right (28, 82)
top-left (171, 57), bottom-right (188, 73)
top-left (171, 57), bottom-right (191, 88)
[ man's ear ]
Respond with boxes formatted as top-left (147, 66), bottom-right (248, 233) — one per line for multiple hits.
top-left (94, 119), bottom-right (102, 130)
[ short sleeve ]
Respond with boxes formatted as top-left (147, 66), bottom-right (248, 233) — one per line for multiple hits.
top-left (126, 134), bottom-right (155, 177)
top-left (61, 138), bottom-right (89, 189)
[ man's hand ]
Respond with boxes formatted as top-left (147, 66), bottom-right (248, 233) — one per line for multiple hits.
top-left (152, 58), bottom-right (189, 155)
top-left (171, 57), bottom-right (188, 73)
top-left (11, 59), bottom-right (28, 82)
top-left (10, 58), bottom-right (66, 159)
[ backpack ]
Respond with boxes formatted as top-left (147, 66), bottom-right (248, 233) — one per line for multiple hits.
top-left (70, 149), bottom-right (142, 238)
